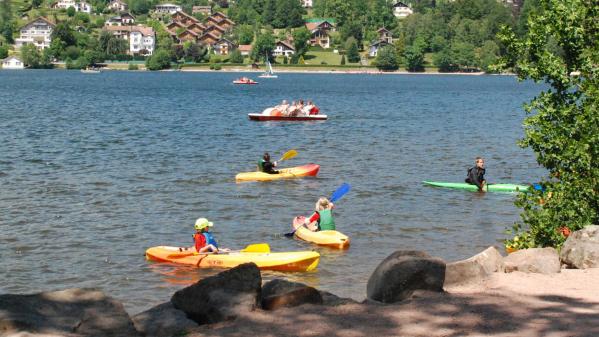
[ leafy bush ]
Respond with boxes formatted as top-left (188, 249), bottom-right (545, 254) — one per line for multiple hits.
top-left (0, 46), bottom-right (8, 59)
top-left (340, 55), bottom-right (345, 65)
top-left (128, 63), bottom-right (139, 70)
top-left (499, 0), bottom-right (599, 250)
top-left (212, 63), bottom-right (222, 70)
top-left (374, 45), bottom-right (399, 71)
top-left (229, 49), bottom-right (244, 64)
top-left (145, 49), bottom-right (171, 70)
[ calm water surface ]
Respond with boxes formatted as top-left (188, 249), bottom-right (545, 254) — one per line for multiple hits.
top-left (0, 70), bottom-right (544, 313)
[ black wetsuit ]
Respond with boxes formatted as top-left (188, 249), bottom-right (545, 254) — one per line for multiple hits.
top-left (465, 166), bottom-right (486, 190)
top-left (262, 160), bottom-right (279, 174)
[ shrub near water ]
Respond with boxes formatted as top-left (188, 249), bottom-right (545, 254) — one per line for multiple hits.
top-left (498, 0), bottom-right (599, 250)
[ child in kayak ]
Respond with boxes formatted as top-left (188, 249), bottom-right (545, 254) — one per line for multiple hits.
top-left (187, 218), bottom-right (219, 253)
top-left (258, 152), bottom-right (279, 174)
top-left (302, 197), bottom-right (335, 231)
top-left (465, 157), bottom-right (486, 192)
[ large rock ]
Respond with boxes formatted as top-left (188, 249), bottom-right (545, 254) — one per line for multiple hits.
top-left (261, 279), bottom-right (322, 310)
top-left (366, 250), bottom-right (446, 304)
top-left (319, 291), bottom-right (358, 306)
top-left (560, 225), bottom-right (599, 269)
top-left (171, 263), bottom-right (261, 325)
top-left (0, 288), bottom-right (140, 337)
top-left (504, 247), bottom-right (561, 274)
top-left (132, 302), bottom-right (198, 337)
top-left (445, 246), bottom-right (504, 287)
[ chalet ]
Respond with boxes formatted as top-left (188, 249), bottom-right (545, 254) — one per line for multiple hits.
top-left (192, 5), bottom-right (212, 15)
top-left (198, 32), bottom-right (219, 45)
top-left (305, 20), bottom-right (335, 49)
top-left (273, 40), bottom-right (295, 57)
top-left (204, 24), bottom-right (225, 37)
top-left (155, 3), bottom-right (182, 14)
top-left (210, 11), bottom-right (228, 20)
top-left (15, 17), bottom-right (55, 50)
top-left (171, 11), bottom-right (199, 26)
top-left (377, 27), bottom-right (393, 44)
top-left (206, 16), bottom-right (221, 26)
top-left (238, 44), bottom-right (252, 56)
top-left (177, 30), bottom-right (199, 43)
top-left (392, 1), bottom-right (413, 18)
top-left (108, 0), bottom-right (128, 12)
top-left (216, 17), bottom-right (234, 31)
top-left (369, 40), bottom-right (390, 57)
top-left (121, 13), bottom-right (136, 24)
top-left (166, 21), bottom-right (185, 33)
top-left (2, 56), bottom-right (25, 69)
top-left (213, 38), bottom-right (235, 55)
top-left (187, 22), bottom-right (206, 34)
top-left (51, 0), bottom-right (92, 13)
top-left (104, 25), bottom-right (155, 55)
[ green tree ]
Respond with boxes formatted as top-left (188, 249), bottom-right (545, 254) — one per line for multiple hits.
top-left (450, 41), bottom-right (477, 70)
top-left (374, 45), bottom-right (399, 71)
top-left (51, 23), bottom-right (76, 47)
top-left (498, 0), bottom-right (599, 249)
top-left (20, 44), bottom-right (41, 68)
top-left (292, 27), bottom-right (311, 58)
top-left (340, 54), bottom-right (345, 65)
top-left (0, 45), bottom-right (8, 59)
top-left (477, 40), bottom-right (499, 73)
top-left (235, 24), bottom-right (254, 45)
top-left (63, 45), bottom-right (80, 60)
top-left (433, 48), bottom-right (456, 72)
top-left (250, 31), bottom-right (275, 61)
top-left (229, 49), bottom-right (244, 63)
top-left (130, 0), bottom-right (151, 15)
top-left (66, 6), bottom-right (76, 17)
top-left (403, 44), bottom-right (424, 72)
top-left (345, 37), bottom-right (360, 63)
top-left (145, 49), bottom-right (171, 70)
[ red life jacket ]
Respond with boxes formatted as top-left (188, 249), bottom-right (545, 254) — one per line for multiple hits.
top-left (193, 233), bottom-right (206, 251)
top-left (310, 106), bottom-right (319, 115)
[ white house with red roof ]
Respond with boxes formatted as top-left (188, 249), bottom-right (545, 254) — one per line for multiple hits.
top-left (104, 25), bottom-right (155, 55)
top-left (15, 17), bottom-right (55, 50)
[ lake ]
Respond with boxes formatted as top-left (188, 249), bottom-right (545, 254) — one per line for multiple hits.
top-left (0, 70), bottom-right (544, 313)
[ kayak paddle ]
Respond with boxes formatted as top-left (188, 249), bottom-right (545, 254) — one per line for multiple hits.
top-left (167, 243), bottom-right (271, 258)
top-left (277, 149), bottom-right (298, 162)
top-left (284, 183), bottom-right (351, 237)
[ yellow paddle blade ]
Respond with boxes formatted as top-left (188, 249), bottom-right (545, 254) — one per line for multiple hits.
top-left (241, 243), bottom-right (271, 253)
top-left (279, 150), bottom-right (298, 162)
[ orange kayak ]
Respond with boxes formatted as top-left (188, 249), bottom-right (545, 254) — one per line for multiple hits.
top-left (235, 164), bottom-right (320, 182)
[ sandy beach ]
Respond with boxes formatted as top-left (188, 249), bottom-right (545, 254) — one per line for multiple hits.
top-left (188, 268), bottom-right (599, 337)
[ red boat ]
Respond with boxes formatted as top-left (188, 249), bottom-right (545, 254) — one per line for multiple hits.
top-left (248, 113), bottom-right (328, 121)
top-left (233, 77), bottom-right (258, 84)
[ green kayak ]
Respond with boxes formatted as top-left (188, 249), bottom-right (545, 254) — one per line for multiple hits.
top-left (423, 181), bottom-right (529, 193)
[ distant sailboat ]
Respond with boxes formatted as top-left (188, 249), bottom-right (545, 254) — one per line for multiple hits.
top-left (259, 54), bottom-right (278, 78)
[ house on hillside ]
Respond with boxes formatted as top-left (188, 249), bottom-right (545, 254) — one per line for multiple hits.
top-left (15, 17), bottom-right (55, 50)
top-left (213, 38), bottom-right (235, 55)
top-left (273, 40), bottom-right (295, 57)
top-left (369, 40), bottom-right (390, 57)
top-left (192, 5), bottom-right (212, 16)
top-left (238, 44), bottom-right (252, 56)
top-left (215, 17), bottom-right (234, 31)
top-left (177, 30), bottom-right (199, 43)
top-left (204, 24), bottom-right (225, 38)
top-left (109, 0), bottom-right (128, 12)
top-left (51, 0), bottom-right (92, 13)
top-left (171, 11), bottom-right (200, 26)
top-left (104, 25), bottom-right (155, 55)
top-left (377, 27), bottom-right (393, 44)
top-left (187, 22), bottom-right (206, 34)
top-left (392, 1), bottom-right (413, 18)
top-left (301, 0), bottom-right (313, 8)
top-left (155, 3), bottom-right (183, 14)
top-left (105, 12), bottom-right (135, 26)
top-left (305, 20), bottom-right (335, 48)
top-left (198, 32), bottom-right (219, 46)
top-left (2, 56), bottom-right (25, 69)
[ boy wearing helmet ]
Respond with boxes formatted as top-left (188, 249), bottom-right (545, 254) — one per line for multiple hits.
top-left (191, 218), bottom-right (219, 253)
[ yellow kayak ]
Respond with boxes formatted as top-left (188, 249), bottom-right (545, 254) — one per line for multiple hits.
top-left (235, 164), bottom-right (320, 182)
top-left (295, 226), bottom-right (350, 249)
top-left (145, 246), bottom-right (320, 272)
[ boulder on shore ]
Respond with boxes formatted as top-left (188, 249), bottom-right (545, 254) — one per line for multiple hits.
top-left (560, 225), bottom-right (599, 269)
top-left (504, 247), bottom-right (561, 274)
top-left (132, 302), bottom-right (198, 337)
top-left (261, 279), bottom-right (323, 310)
top-left (445, 246), bottom-right (504, 287)
top-left (171, 263), bottom-right (261, 325)
top-left (366, 250), bottom-right (446, 304)
top-left (0, 288), bottom-right (140, 337)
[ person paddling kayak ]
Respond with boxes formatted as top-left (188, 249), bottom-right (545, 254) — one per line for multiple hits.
top-left (465, 157), bottom-right (486, 192)
top-left (258, 152), bottom-right (279, 174)
top-left (184, 218), bottom-right (220, 253)
top-left (299, 197), bottom-right (336, 232)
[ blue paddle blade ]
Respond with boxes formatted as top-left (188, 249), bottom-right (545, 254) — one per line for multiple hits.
top-left (533, 183), bottom-right (544, 191)
top-left (330, 183), bottom-right (351, 202)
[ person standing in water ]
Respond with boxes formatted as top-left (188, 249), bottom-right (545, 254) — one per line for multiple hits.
top-left (465, 157), bottom-right (486, 192)
top-left (258, 152), bottom-right (279, 174)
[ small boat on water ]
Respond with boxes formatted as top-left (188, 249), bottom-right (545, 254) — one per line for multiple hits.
top-left (259, 56), bottom-right (278, 78)
top-left (248, 105), bottom-right (327, 121)
top-left (423, 181), bottom-right (529, 193)
top-left (235, 163), bottom-right (320, 182)
top-left (233, 77), bottom-right (258, 84)
top-left (293, 216), bottom-right (350, 249)
top-left (81, 68), bottom-right (101, 74)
